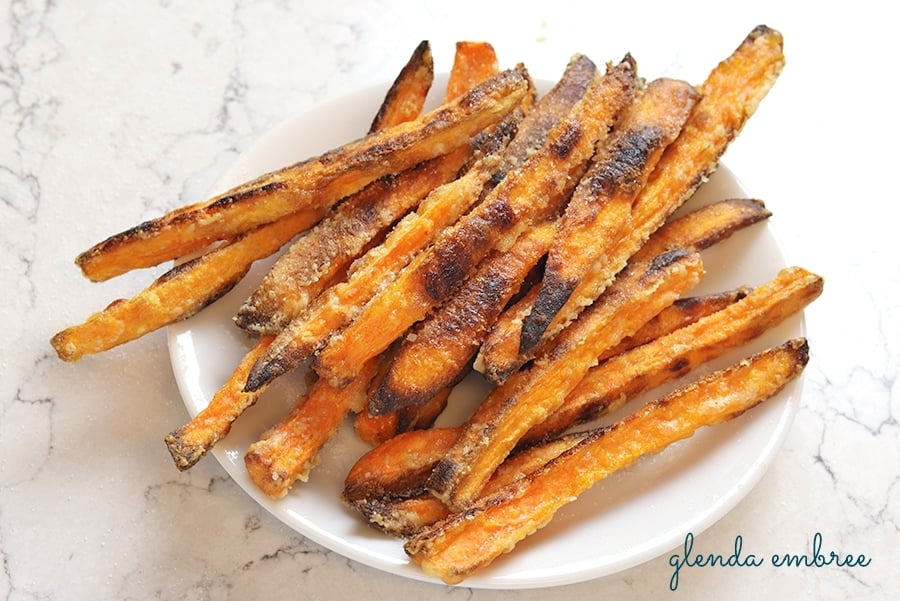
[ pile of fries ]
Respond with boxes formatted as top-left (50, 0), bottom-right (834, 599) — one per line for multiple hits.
top-left (52, 27), bottom-right (824, 584)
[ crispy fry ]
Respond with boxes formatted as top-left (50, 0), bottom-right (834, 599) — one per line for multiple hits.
top-left (369, 40), bottom-right (434, 133)
top-left (519, 77), bottom-right (700, 354)
top-left (75, 68), bottom-right (530, 282)
top-left (245, 55), bottom-right (599, 392)
top-left (344, 428), bottom-right (591, 537)
top-left (631, 197), bottom-right (772, 261)
top-left (234, 41), bottom-right (503, 336)
top-left (445, 42), bottom-right (500, 100)
top-left (428, 249), bottom-right (705, 510)
top-left (596, 286), bottom-right (752, 362)
top-left (368, 220), bottom-right (557, 416)
top-left (314, 57), bottom-right (639, 387)
top-left (354, 386), bottom-right (452, 446)
top-left (234, 148), bottom-right (472, 335)
top-left (525, 266), bottom-right (823, 443)
top-left (50, 211), bottom-right (314, 362)
top-left (164, 336), bottom-right (275, 470)
top-left (244, 357), bottom-right (379, 499)
top-left (478, 25), bottom-right (785, 382)
top-left (406, 338), bottom-right (810, 584)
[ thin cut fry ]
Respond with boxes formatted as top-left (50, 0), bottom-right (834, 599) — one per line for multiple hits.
top-left (405, 338), bottom-right (810, 584)
top-left (75, 67), bottom-right (530, 281)
top-left (478, 25), bottom-right (785, 382)
top-left (596, 286), bottom-right (752, 362)
top-left (631, 197), bottom-right (772, 261)
top-left (234, 147), bottom-right (472, 335)
top-left (519, 77), bottom-right (700, 354)
top-left (164, 336), bottom-right (275, 470)
top-left (50, 211), bottom-right (313, 362)
top-left (445, 42), bottom-right (500, 100)
top-left (525, 266), bottom-right (823, 443)
top-left (427, 249), bottom-right (705, 510)
top-left (244, 54), bottom-right (599, 392)
top-left (314, 57), bottom-right (639, 387)
top-left (369, 40), bottom-right (434, 133)
top-left (244, 358), bottom-right (379, 499)
top-left (368, 220), bottom-right (557, 416)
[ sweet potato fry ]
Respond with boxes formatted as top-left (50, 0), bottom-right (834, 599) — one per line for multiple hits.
top-left (244, 55), bottom-right (599, 391)
top-left (477, 25), bottom-right (785, 382)
top-left (164, 336), bottom-right (275, 470)
top-left (525, 266), bottom-right (823, 443)
top-left (313, 57), bottom-right (639, 388)
top-left (344, 428), bottom-right (591, 537)
top-left (369, 40), bottom-right (434, 133)
top-left (353, 386), bottom-right (452, 446)
top-left (596, 286), bottom-right (752, 362)
top-left (519, 77), bottom-right (700, 354)
top-left (50, 211), bottom-right (314, 362)
top-left (631, 197), bottom-right (772, 261)
top-left (233, 148), bottom-right (472, 335)
top-left (427, 248), bottom-right (704, 510)
top-left (234, 41), bottom-right (502, 336)
top-left (75, 67), bottom-right (530, 281)
top-left (244, 357), bottom-right (379, 499)
top-left (406, 338), bottom-right (810, 584)
top-left (368, 220), bottom-right (557, 416)
top-left (445, 42), bottom-right (500, 100)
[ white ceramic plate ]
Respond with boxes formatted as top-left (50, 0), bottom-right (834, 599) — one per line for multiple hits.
top-left (167, 75), bottom-right (805, 589)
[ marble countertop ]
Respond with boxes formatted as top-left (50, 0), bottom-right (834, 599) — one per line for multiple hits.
top-left (3, 1), bottom-right (896, 599)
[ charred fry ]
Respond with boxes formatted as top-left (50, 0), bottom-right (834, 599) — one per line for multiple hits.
top-left (478, 25), bottom-right (785, 383)
top-left (406, 338), bottom-right (810, 584)
top-left (244, 358), bottom-right (379, 499)
top-left (314, 57), bottom-right (639, 387)
top-left (525, 266), bottom-right (823, 443)
top-left (428, 249), bottom-right (704, 510)
top-left (519, 76), bottom-right (700, 354)
top-left (164, 336), bottom-right (275, 470)
top-left (369, 40), bottom-right (434, 133)
top-left (75, 68), bottom-right (530, 281)
top-left (368, 220), bottom-right (557, 416)
top-left (50, 212), bottom-right (314, 362)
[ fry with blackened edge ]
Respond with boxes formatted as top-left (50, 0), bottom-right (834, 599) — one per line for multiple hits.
top-left (244, 55), bottom-right (600, 392)
top-left (369, 40), bottom-right (434, 133)
top-left (406, 338), bottom-right (810, 584)
top-left (164, 336), bottom-right (275, 470)
top-left (478, 25), bottom-right (785, 383)
top-left (75, 67), bottom-right (530, 281)
top-left (314, 57), bottom-right (639, 388)
top-left (428, 248), bottom-right (705, 510)
top-left (368, 220), bottom-right (557, 416)
top-left (50, 210), bottom-right (315, 362)
top-left (519, 76), bottom-right (700, 354)
top-left (524, 266), bottom-right (823, 443)
top-left (244, 358), bottom-right (379, 499)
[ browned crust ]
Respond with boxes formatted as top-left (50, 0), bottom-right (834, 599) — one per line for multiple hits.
top-left (519, 77), bottom-right (700, 353)
top-left (631, 197), bottom-right (772, 261)
top-left (370, 40), bottom-right (434, 133)
top-left (368, 221), bottom-right (556, 415)
top-left (50, 211), bottom-right (314, 362)
top-left (164, 336), bottom-right (275, 470)
top-left (313, 57), bottom-right (639, 388)
top-left (233, 148), bottom-right (471, 335)
top-left (75, 67), bottom-right (530, 281)
top-left (406, 338), bottom-right (809, 584)
top-left (524, 266), bottom-right (823, 443)
top-left (477, 25), bottom-right (785, 384)
top-left (427, 249), bottom-right (705, 510)
top-left (244, 358), bottom-right (379, 499)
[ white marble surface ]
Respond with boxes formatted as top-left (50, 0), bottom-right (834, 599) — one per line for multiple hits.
top-left (2, 0), bottom-right (897, 599)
